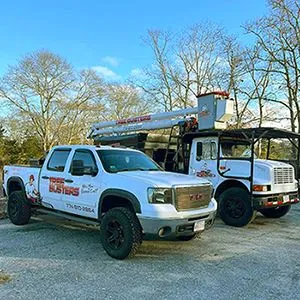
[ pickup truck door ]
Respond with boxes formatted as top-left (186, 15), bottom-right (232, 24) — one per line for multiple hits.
top-left (39, 148), bottom-right (72, 211)
top-left (62, 149), bottom-right (101, 219)
top-left (190, 139), bottom-right (220, 187)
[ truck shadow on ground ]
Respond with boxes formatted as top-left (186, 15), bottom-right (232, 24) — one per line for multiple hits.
top-left (1, 208), bottom-right (298, 264)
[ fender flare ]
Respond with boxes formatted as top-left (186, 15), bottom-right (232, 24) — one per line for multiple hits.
top-left (6, 176), bottom-right (25, 196)
top-left (215, 179), bottom-right (249, 200)
top-left (99, 189), bottom-right (142, 215)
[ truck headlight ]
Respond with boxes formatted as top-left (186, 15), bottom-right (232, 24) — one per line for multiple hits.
top-left (147, 188), bottom-right (172, 204)
top-left (253, 185), bottom-right (270, 192)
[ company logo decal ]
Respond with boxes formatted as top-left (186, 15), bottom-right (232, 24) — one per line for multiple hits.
top-left (116, 115), bottom-right (151, 125)
top-left (49, 177), bottom-right (79, 196)
top-left (196, 170), bottom-right (216, 178)
top-left (189, 193), bottom-right (203, 201)
top-left (199, 104), bottom-right (210, 117)
top-left (196, 163), bottom-right (216, 178)
top-left (25, 174), bottom-right (42, 204)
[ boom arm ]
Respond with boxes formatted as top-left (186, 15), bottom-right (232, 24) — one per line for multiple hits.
top-left (88, 91), bottom-right (233, 138)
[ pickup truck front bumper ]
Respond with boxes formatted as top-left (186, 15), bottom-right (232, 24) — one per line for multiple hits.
top-left (138, 210), bottom-right (216, 238)
top-left (253, 192), bottom-right (299, 209)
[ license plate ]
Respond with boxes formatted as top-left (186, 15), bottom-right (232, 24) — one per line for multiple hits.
top-left (283, 195), bottom-right (289, 203)
top-left (194, 220), bottom-right (205, 232)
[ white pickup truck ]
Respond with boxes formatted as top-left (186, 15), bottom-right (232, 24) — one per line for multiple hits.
top-left (3, 145), bottom-right (217, 259)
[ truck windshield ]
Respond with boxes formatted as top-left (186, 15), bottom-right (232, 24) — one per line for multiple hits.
top-left (221, 141), bottom-right (257, 158)
top-left (97, 149), bottom-right (162, 173)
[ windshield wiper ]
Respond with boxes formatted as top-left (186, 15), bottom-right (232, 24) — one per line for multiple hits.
top-left (116, 168), bottom-right (131, 172)
top-left (116, 168), bottom-right (159, 172)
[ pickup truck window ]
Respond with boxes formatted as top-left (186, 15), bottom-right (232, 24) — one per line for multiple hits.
top-left (70, 150), bottom-right (98, 176)
top-left (47, 149), bottom-right (71, 172)
top-left (97, 149), bottom-right (162, 173)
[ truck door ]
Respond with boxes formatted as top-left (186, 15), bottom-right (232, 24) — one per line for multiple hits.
top-left (62, 149), bottom-right (101, 219)
top-left (39, 148), bottom-right (72, 211)
top-left (190, 139), bottom-right (219, 187)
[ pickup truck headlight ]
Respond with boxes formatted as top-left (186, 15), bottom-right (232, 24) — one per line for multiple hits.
top-left (147, 188), bottom-right (173, 204)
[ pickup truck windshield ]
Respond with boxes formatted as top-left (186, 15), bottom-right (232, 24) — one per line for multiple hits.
top-left (97, 149), bottom-right (162, 173)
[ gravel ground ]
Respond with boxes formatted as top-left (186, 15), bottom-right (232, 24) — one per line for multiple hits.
top-left (0, 205), bottom-right (299, 300)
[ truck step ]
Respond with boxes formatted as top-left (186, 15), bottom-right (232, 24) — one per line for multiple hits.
top-left (35, 208), bottom-right (100, 226)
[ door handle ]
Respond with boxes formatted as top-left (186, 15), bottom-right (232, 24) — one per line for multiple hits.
top-left (42, 176), bottom-right (49, 180)
top-left (64, 179), bottom-right (74, 183)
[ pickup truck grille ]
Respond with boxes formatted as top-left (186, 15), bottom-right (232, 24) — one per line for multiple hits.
top-left (174, 185), bottom-right (212, 211)
top-left (274, 167), bottom-right (294, 184)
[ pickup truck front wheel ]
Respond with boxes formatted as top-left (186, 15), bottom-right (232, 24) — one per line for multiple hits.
top-left (219, 187), bottom-right (256, 227)
top-left (259, 205), bottom-right (291, 218)
top-left (100, 207), bottom-right (142, 259)
top-left (7, 191), bottom-right (31, 225)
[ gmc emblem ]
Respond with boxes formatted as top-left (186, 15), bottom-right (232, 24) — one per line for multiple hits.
top-left (190, 193), bottom-right (203, 201)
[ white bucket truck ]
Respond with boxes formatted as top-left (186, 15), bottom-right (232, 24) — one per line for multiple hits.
top-left (89, 91), bottom-right (299, 227)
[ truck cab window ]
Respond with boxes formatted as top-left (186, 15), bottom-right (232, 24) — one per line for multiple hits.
top-left (221, 141), bottom-right (256, 158)
top-left (70, 151), bottom-right (98, 176)
top-left (211, 142), bottom-right (217, 159)
top-left (197, 142), bottom-right (215, 161)
top-left (47, 150), bottom-right (71, 172)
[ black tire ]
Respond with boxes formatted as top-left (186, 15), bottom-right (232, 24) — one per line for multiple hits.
top-left (176, 232), bottom-right (201, 241)
top-left (259, 205), bottom-right (291, 218)
top-left (100, 207), bottom-right (142, 259)
top-left (7, 191), bottom-right (31, 225)
top-left (219, 187), bottom-right (256, 227)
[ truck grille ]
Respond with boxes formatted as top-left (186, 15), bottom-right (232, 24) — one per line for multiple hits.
top-left (274, 167), bottom-right (294, 184)
top-left (174, 185), bottom-right (212, 211)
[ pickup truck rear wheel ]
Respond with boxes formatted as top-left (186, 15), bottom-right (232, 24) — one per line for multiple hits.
top-left (219, 187), bottom-right (256, 227)
top-left (100, 207), bottom-right (142, 259)
top-left (259, 205), bottom-right (291, 218)
top-left (7, 191), bottom-right (31, 225)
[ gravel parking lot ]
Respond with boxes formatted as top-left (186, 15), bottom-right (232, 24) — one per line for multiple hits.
top-left (0, 205), bottom-right (299, 300)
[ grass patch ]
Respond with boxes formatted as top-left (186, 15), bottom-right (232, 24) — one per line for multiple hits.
top-left (0, 273), bottom-right (11, 284)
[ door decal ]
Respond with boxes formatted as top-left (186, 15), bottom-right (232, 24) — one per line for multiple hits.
top-left (49, 177), bottom-right (80, 196)
top-left (196, 163), bottom-right (216, 178)
top-left (25, 174), bottom-right (42, 204)
top-left (81, 184), bottom-right (99, 194)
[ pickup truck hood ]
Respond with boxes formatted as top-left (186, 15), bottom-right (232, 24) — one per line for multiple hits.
top-left (117, 171), bottom-right (210, 187)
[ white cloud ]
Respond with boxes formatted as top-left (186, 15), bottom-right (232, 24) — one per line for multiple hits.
top-left (101, 56), bottom-right (120, 67)
top-left (130, 68), bottom-right (144, 77)
top-left (92, 65), bottom-right (121, 81)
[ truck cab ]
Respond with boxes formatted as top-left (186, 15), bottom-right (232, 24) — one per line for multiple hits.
top-left (185, 128), bottom-right (299, 226)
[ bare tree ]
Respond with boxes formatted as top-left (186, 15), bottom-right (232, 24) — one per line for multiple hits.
top-left (245, 0), bottom-right (300, 132)
top-left (136, 30), bottom-right (177, 111)
top-left (135, 24), bottom-right (226, 111)
top-left (0, 50), bottom-right (104, 151)
top-left (101, 84), bottom-right (153, 119)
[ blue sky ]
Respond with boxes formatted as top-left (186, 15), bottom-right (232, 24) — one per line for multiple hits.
top-left (0, 0), bottom-right (268, 81)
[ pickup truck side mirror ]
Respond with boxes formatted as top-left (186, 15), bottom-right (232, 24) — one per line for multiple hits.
top-left (84, 166), bottom-right (99, 176)
top-left (71, 160), bottom-right (98, 176)
top-left (71, 160), bottom-right (85, 176)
